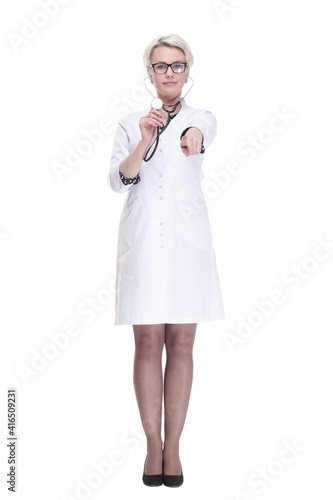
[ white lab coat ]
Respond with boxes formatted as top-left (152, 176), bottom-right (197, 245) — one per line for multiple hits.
top-left (107, 99), bottom-right (225, 325)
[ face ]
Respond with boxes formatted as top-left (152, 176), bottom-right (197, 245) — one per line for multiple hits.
top-left (147, 46), bottom-right (189, 101)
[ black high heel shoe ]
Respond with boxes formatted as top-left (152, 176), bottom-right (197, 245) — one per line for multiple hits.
top-left (162, 452), bottom-right (184, 488)
top-left (142, 454), bottom-right (163, 487)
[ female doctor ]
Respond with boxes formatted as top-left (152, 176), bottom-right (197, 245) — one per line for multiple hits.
top-left (107, 34), bottom-right (225, 487)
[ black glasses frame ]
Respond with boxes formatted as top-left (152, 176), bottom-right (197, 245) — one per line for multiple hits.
top-left (149, 62), bottom-right (188, 74)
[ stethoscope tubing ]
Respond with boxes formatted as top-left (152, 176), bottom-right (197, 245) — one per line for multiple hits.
top-left (143, 101), bottom-right (180, 162)
top-left (142, 76), bottom-right (194, 162)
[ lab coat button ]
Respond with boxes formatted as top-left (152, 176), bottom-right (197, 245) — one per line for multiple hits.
top-left (159, 196), bottom-right (163, 200)
top-left (159, 185), bottom-right (162, 188)
top-left (160, 222), bottom-right (163, 225)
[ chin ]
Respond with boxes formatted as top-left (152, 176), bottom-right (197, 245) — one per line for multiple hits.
top-left (159, 86), bottom-right (183, 99)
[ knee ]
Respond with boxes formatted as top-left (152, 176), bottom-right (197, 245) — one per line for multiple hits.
top-left (166, 336), bottom-right (194, 358)
top-left (134, 330), bottom-right (164, 359)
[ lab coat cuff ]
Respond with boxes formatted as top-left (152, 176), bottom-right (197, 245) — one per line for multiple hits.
top-left (119, 171), bottom-right (141, 185)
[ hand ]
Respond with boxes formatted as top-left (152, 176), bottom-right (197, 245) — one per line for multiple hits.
top-left (180, 128), bottom-right (203, 156)
top-left (139, 109), bottom-right (163, 144)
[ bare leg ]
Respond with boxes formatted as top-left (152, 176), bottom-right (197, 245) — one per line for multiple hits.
top-left (163, 323), bottom-right (197, 475)
top-left (133, 324), bottom-right (165, 474)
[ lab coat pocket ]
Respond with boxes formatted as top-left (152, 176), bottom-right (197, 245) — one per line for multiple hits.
top-left (117, 191), bottom-right (147, 258)
top-left (122, 190), bottom-right (142, 214)
top-left (175, 182), bottom-right (213, 254)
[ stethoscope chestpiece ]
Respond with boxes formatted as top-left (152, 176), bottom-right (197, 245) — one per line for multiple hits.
top-left (151, 97), bottom-right (163, 110)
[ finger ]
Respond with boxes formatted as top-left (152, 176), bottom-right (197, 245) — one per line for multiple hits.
top-left (183, 135), bottom-right (194, 154)
top-left (180, 142), bottom-right (189, 155)
top-left (154, 113), bottom-right (163, 125)
top-left (141, 110), bottom-right (161, 123)
top-left (189, 140), bottom-right (200, 155)
top-left (180, 136), bottom-right (190, 156)
top-left (149, 110), bottom-right (163, 122)
top-left (187, 137), bottom-right (201, 156)
top-left (148, 118), bottom-right (162, 127)
top-left (148, 112), bottom-right (163, 125)
top-left (180, 136), bottom-right (188, 149)
top-left (141, 117), bottom-right (161, 127)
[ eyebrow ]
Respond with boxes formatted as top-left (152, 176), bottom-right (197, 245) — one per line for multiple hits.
top-left (153, 60), bottom-right (185, 64)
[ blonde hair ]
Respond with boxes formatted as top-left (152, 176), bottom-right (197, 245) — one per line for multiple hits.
top-left (143, 34), bottom-right (194, 69)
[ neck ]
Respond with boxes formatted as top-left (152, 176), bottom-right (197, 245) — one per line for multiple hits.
top-left (158, 92), bottom-right (182, 107)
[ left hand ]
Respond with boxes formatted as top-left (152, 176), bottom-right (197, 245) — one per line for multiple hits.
top-left (180, 128), bottom-right (203, 156)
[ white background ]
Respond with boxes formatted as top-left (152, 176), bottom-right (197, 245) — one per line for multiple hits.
top-left (1, 0), bottom-right (332, 499)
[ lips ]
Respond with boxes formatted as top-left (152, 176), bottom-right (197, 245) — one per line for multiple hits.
top-left (163, 82), bottom-right (177, 85)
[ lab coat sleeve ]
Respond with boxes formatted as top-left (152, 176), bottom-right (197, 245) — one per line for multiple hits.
top-left (184, 110), bottom-right (217, 149)
top-left (107, 119), bottom-right (134, 193)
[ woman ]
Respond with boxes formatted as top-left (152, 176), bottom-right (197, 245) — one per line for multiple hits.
top-left (107, 34), bottom-right (225, 487)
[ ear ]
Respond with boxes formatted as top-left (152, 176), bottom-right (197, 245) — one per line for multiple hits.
top-left (147, 66), bottom-right (154, 83)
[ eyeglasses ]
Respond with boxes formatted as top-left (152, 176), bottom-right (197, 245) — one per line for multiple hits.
top-left (149, 62), bottom-right (188, 74)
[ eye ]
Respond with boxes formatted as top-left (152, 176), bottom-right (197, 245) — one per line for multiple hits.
top-left (172, 63), bottom-right (185, 73)
top-left (156, 64), bottom-right (167, 71)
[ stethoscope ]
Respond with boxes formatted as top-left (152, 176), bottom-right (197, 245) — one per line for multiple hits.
top-left (142, 76), bottom-right (194, 162)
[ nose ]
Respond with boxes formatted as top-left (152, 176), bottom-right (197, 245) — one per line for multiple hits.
top-left (166, 65), bottom-right (174, 76)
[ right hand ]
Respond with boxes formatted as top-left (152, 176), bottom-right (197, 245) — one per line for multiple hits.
top-left (139, 109), bottom-right (163, 144)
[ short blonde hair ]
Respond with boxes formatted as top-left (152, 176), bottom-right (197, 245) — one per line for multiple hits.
top-left (143, 34), bottom-right (194, 69)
